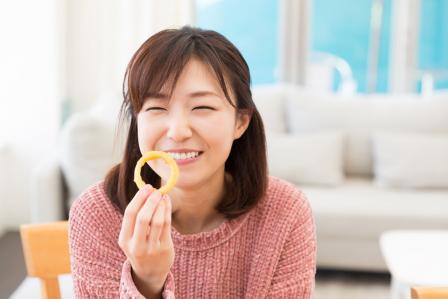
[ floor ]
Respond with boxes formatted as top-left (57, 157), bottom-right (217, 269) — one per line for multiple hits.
top-left (315, 269), bottom-right (391, 299)
top-left (0, 230), bottom-right (391, 299)
top-left (0, 231), bottom-right (27, 299)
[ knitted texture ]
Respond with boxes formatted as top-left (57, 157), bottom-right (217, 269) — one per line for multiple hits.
top-left (69, 176), bottom-right (316, 298)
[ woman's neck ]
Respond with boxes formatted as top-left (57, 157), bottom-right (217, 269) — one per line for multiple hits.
top-left (167, 171), bottom-right (230, 235)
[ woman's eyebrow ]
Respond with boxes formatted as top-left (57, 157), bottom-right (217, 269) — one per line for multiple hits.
top-left (143, 90), bottom-right (221, 102)
top-left (188, 90), bottom-right (221, 98)
top-left (144, 92), bottom-right (168, 100)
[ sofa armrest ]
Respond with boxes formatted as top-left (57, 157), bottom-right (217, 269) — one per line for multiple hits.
top-left (30, 155), bottom-right (65, 223)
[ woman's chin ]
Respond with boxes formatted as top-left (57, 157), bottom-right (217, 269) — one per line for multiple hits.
top-left (171, 179), bottom-right (199, 191)
top-left (162, 175), bottom-right (200, 191)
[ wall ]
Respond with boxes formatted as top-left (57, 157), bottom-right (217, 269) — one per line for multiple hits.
top-left (0, 0), bottom-right (62, 229)
top-left (0, 144), bottom-right (8, 235)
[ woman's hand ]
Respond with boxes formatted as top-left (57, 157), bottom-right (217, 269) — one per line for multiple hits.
top-left (118, 184), bottom-right (175, 296)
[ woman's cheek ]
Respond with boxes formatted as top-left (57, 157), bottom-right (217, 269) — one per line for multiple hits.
top-left (196, 112), bottom-right (231, 131)
top-left (204, 113), bottom-right (235, 140)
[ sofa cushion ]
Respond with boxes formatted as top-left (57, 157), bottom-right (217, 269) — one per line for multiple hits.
top-left (267, 131), bottom-right (345, 186)
top-left (301, 177), bottom-right (448, 239)
top-left (59, 113), bottom-right (124, 209)
top-left (286, 92), bottom-right (448, 176)
top-left (252, 84), bottom-right (289, 134)
top-left (372, 131), bottom-right (448, 188)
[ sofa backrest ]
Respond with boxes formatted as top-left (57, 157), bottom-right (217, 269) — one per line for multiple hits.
top-left (285, 90), bottom-right (448, 176)
top-left (60, 86), bottom-right (448, 204)
top-left (59, 91), bottom-right (126, 208)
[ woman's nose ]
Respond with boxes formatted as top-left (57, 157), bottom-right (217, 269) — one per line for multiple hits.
top-left (166, 113), bottom-right (193, 142)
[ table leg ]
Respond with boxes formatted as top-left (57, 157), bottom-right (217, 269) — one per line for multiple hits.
top-left (391, 276), bottom-right (412, 299)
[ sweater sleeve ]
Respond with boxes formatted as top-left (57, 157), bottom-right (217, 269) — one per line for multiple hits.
top-left (120, 260), bottom-right (176, 299)
top-left (266, 192), bottom-right (317, 299)
top-left (68, 187), bottom-right (176, 298)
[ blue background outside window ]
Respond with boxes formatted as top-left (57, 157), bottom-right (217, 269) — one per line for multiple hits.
top-left (196, 0), bottom-right (279, 86)
top-left (196, 0), bottom-right (448, 93)
top-left (418, 0), bottom-right (448, 91)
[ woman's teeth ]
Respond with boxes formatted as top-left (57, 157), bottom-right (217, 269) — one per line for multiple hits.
top-left (167, 151), bottom-right (200, 160)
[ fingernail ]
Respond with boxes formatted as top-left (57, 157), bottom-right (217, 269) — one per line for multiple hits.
top-left (144, 184), bottom-right (153, 191)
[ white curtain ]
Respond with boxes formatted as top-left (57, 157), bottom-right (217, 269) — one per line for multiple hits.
top-left (66, 0), bottom-right (195, 114)
top-left (278, 0), bottom-right (310, 85)
top-left (389, 0), bottom-right (421, 93)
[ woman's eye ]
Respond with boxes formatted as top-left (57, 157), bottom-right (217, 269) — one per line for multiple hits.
top-left (193, 106), bottom-right (214, 110)
top-left (145, 106), bottom-right (214, 112)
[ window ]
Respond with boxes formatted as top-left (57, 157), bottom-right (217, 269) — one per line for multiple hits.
top-left (311, 0), bottom-right (392, 93)
top-left (196, 0), bottom-right (448, 94)
top-left (195, 0), bottom-right (280, 85)
top-left (417, 0), bottom-right (448, 92)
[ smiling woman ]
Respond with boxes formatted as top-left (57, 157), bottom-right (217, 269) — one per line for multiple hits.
top-left (68, 26), bottom-right (316, 299)
top-left (106, 27), bottom-right (265, 221)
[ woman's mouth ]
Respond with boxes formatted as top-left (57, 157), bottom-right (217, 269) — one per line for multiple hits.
top-left (166, 151), bottom-right (204, 165)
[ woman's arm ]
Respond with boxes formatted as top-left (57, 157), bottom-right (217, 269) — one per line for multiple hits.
top-left (68, 188), bottom-right (176, 298)
top-left (121, 260), bottom-right (176, 299)
top-left (266, 195), bottom-right (317, 299)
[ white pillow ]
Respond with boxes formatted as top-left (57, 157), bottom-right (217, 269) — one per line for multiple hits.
top-left (285, 93), bottom-right (448, 176)
top-left (372, 131), bottom-right (448, 188)
top-left (266, 131), bottom-right (345, 186)
top-left (252, 84), bottom-right (288, 134)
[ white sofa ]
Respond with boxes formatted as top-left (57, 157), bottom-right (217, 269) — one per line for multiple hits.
top-left (31, 85), bottom-right (448, 272)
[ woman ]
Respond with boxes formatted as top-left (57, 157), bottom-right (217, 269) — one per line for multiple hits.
top-left (69, 26), bottom-right (316, 299)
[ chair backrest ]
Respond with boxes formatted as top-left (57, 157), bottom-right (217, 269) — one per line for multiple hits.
top-left (411, 287), bottom-right (448, 299)
top-left (20, 221), bottom-right (70, 299)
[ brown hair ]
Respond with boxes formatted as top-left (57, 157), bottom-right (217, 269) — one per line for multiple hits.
top-left (104, 26), bottom-right (268, 219)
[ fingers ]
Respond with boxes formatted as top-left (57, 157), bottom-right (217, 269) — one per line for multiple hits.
top-left (119, 184), bottom-right (153, 246)
top-left (133, 189), bottom-right (163, 247)
top-left (148, 198), bottom-right (166, 249)
top-left (160, 195), bottom-right (172, 246)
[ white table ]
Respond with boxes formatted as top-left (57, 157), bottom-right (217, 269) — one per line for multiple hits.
top-left (380, 230), bottom-right (448, 299)
top-left (9, 275), bottom-right (74, 299)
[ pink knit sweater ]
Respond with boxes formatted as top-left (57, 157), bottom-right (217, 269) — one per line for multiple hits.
top-left (68, 176), bottom-right (316, 298)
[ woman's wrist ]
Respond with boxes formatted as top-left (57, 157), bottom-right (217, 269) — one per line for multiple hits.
top-left (131, 268), bottom-right (168, 299)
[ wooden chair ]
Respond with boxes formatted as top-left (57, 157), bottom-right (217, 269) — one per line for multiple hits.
top-left (20, 221), bottom-right (71, 299)
top-left (411, 287), bottom-right (448, 299)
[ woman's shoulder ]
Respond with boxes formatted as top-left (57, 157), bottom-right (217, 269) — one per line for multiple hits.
top-left (69, 180), bottom-right (122, 227)
top-left (257, 176), bottom-right (312, 224)
top-left (266, 175), bottom-right (309, 206)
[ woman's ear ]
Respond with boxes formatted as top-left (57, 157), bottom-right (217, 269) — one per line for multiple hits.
top-left (234, 111), bottom-right (251, 140)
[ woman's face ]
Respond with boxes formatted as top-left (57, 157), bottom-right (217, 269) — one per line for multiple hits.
top-left (137, 58), bottom-right (250, 190)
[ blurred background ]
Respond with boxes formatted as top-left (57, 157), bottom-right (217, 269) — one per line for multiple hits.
top-left (1, 0), bottom-right (447, 298)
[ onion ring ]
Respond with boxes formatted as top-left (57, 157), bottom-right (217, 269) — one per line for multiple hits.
top-left (134, 151), bottom-right (179, 194)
